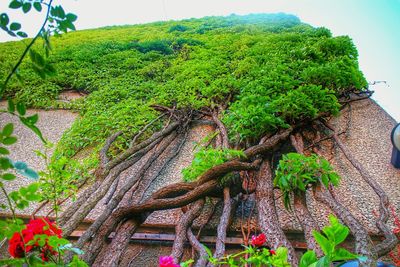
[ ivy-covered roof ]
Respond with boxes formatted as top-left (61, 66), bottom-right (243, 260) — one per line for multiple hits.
top-left (0, 13), bottom-right (367, 158)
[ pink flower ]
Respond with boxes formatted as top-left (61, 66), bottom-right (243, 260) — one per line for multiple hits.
top-left (159, 256), bottom-right (179, 267)
top-left (251, 233), bottom-right (266, 247)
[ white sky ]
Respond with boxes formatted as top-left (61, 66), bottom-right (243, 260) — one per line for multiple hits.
top-left (1, 0), bottom-right (399, 122)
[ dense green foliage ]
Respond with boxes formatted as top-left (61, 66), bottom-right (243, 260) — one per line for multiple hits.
top-left (300, 215), bottom-right (358, 267)
top-left (274, 153), bottom-right (340, 209)
top-left (0, 13), bottom-right (367, 164)
top-left (182, 148), bottom-right (246, 182)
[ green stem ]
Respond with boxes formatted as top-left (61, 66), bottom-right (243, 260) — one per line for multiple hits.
top-left (1, 0), bottom-right (54, 96)
top-left (0, 186), bottom-right (16, 221)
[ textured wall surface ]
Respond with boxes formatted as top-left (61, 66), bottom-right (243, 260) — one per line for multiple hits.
top-left (0, 103), bottom-right (78, 216)
top-left (1, 99), bottom-right (399, 263)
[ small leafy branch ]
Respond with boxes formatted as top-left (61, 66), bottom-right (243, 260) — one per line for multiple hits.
top-left (300, 215), bottom-right (358, 267)
top-left (1, 0), bottom-right (77, 94)
top-left (1, 99), bottom-right (45, 142)
top-left (274, 153), bottom-right (340, 209)
top-left (182, 148), bottom-right (246, 182)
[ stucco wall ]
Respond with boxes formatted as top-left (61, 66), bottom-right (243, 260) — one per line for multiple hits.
top-left (1, 98), bottom-right (399, 262)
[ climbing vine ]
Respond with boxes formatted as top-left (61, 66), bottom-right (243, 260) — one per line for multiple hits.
top-left (0, 12), bottom-right (397, 267)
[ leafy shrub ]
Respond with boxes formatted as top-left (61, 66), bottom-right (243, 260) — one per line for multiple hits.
top-left (130, 40), bottom-right (173, 55)
top-left (182, 148), bottom-right (246, 182)
top-left (223, 95), bottom-right (287, 142)
top-left (274, 153), bottom-right (340, 209)
top-left (168, 24), bottom-right (189, 32)
top-left (0, 14), bottom-right (368, 168)
top-left (300, 215), bottom-right (358, 267)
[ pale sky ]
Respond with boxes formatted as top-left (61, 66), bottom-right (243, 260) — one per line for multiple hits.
top-left (1, 0), bottom-right (399, 122)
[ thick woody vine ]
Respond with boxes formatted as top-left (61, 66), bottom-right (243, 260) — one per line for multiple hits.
top-left (2, 13), bottom-right (399, 266)
top-left (39, 92), bottom-right (395, 267)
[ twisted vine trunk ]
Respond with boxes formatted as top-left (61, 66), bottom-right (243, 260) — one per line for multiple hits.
top-left (187, 228), bottom-right (209, 267)
top-left (82, 179), bottom-right (220, 265)
top-left (93, 219), bottom-right (141, 267)
top-left (60, 135), bottom-right (164, 237)
top-left (328, 127), bottom-right (398, 256)
top-left (59, 123), bottom-right (178, 228)
top-left (255, 160), bottom-right (298, 266)
top-left (209, 187), bottom-right (236, 266)
top-left (171, 199), bottom-right (205, 263)
top-left (293, 193), bottom-right (323, 257)
top-left (74, 132), bottom-right (177, 251)
top-left (290, 134), bottom-right (324, 256)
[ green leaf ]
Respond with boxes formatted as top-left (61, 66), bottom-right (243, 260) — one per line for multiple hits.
top-left (57, 6), bottom-right (66, 18)
top-left (66, 13), bottom-right (78, 22)
top-left (313, 231), bottom-right (333, 255)
top-left (0, 13), bottom-right (9, 26)
top-left (33, 2), bottom-right (42, 12)
top-left (64, 20), bottom-right (76, 31)
top-left (3, 137), bottom-right (17, 145)
top-left (315, 256), bottom-right (330, 267)
top-left (13, 161), bottom-right (27, 170)
top-left (16, 102), bottom-right (26, 116)
top-left (7, 99), bottom-right (15, 113)
top-left (204, 245), bottom-right (213, 257)
top-left (0, 258), bottom-right (25, 267)
top-left (22, 168), bottom-right (39, 180)
top-left (299, 251), bottom-right (318, 267)
top-left (27, 182), bottom-right (39, 193)
top-left (16, 31), bottom-right (27, 38)
top-left (0, 147), bottom-right (9, 155)
top-left (6, 30), bottom-right (16, 37)
top-left (22, 2), bottom-right (32, 13)
top-left (29, 49), bottom-right (45, 67)
top-left (9, 22), bottom-right (21, 31)
top-left (68, 255), bottom-right (89, 267)
top-left (9, 1), bottom-right (23, 9)
top-left (26, 114), bottom-right (39, 124)
top-left (44, 63), bottom-right (57, 76)
top-left (2, 173), bottom-right (16, 181)
top-left (332, 248), bottom-right (358, 262)
top-left (19, 118), bottom-right (46, 143)
top-left (2, 123), bottom-right (14, 137)
top-left (0, 157), bottom-right (13, 169)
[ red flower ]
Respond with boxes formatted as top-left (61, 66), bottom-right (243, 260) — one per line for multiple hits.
top-left (159, 256), bottom-right (179, 267)
top-left (251, 233), bottom-right (266, 247)
top-left (270, 249), bottom-right (276, 255)
top-left (8, 233), bottom-right (25, 258)
top-left (8, 218), bottom-right (62, 260)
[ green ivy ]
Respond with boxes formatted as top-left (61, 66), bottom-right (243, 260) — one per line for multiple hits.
top-left (299, 215), bottom-right (358, 267)
top-left (182, 148), bottom-right (246, 182)
top-left (0, 13), bottom-right (367, 175)
top-left (274, 153), bottom-right (340, 209)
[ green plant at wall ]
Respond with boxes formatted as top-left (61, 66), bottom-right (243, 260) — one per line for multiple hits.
top-left (0, 1), bottom-right (87, 266)
top-left (1, 12), bottom-right (389, 266)
top-left (0, 99), bottom-right (88, 266)
top-left (36, 144), bottom-right (94, 220)
top-left (299, 215), bottom-right (359, 267)
top-left (274, 152), bottom-right (340, 209)
top-left (205, 246), bottom-right (290, 267)
top-left (182, 148), bottom-right (246, 182)
top-left (177, 215), bottom-right (357, 266)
